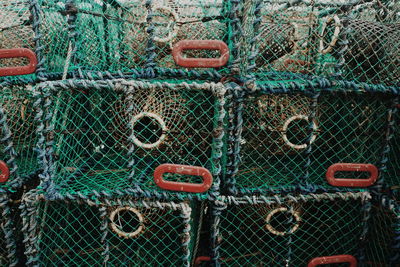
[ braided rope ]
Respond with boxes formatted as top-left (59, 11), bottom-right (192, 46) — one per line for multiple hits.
top-left (0, 193), bottom-right (18, 266)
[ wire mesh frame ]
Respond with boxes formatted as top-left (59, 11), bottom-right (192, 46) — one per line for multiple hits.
top-left (35, 79), bottom-right (227, 200)
top-left (208, 192), bottom-right (373, 266)
top-left (21, 190), bottom-right (199, 266)
top-left (0, 82), bottom-right (39, 190)
top-left (224, 82), bottom-right (399, 196)
top-left (245, 0), bottom-right (399, 86)
top-left (0, 0), bottom-right (36, 83)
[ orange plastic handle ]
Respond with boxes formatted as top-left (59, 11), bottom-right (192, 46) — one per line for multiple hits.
top-left (154, 164), bottom-right (213, 193)
top-left (0, 48), bottom-right (37, 77)
top-left (308, 255), bottom-right (357, 267)
top-left (172, 40), bottom-right (229, 68)
top-left (326, 163), bottom-right (378, 187)
top-left (0, 160), bottom-right (10, 183)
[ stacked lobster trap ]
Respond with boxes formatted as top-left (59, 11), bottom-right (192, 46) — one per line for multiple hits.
top-left (29, 0), bottom-right (235, 80)
top-left (0, 0), bottom-right (399, 266)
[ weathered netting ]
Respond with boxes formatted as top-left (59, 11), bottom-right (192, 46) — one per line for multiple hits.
top-left (33, 0), bottom-right (147, 78)
top-left (226, 83), bottom-right (397, 195)
top-left (248, 0), bottom-right (399, 86)
top-left (34, 0), bottom-right (70, 76)
top-left (209, 192), bottom-right (379, 266)
top-left (321, 18), bottom-right (400, 86)
top-left (0, 84), bottom-right (38, 189)
top-left (31, 0), bottom-right (235, 80)
top-left (363, 197), bottom-right (400, 265)
top-left (37, 79), bottom-right (226, 199)
top-left (151, 0), bottom-right (231, 73)
top-left (21, 190), bottom-right (200, 266)
top-left (0, 0), bottom-right (36, 82)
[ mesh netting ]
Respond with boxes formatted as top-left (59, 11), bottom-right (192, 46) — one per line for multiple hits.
top-left (36, 0), bottom-right (70, 75)
top-left (363, 199), bottom-right (400, 265)
top-left (22, 190), bottom-right (200, 266)
top-left (0, 0), bottom-right (35, 81)
top-left (37, 79), bottom-right (225, 198)
top-left (33, 0), bottom-right (233, 78)
top-left (226, 87), bottom-right (396, 195)
top-left (0, 84), bottom-right (38, 189)
top-left (210, 192), bottom-right (373, 266)
top-left (250, 0), bottom-right (399, 86)
top-left (151, 0), bottom-right (230, 72)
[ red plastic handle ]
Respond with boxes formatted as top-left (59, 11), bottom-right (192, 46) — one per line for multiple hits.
top-left (0, 160), bottom-right (10, 183)
top-left (326, 163), bottom-right (378, 187)
top-left (172, 40), bottom-right (229, 68)
top-left (308, 255), bottom-right (357, 267)
top-left (154, 164), bottom-right (213, 193)
top-left (194, 256), bottom-right (211, 266)
top-left (0, 48), bottom-right (37, 77)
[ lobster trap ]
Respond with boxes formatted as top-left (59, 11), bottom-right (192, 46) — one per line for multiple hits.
top-left (209, 192), bottom-right (373, 266)
top-left (32, 0), bottom-right (148, 79)
top-left (248, 0), bottom-right (399, 86)
top-left (0, 83), bottom-right (39, 189)
top-left (37, 79), bottom-right (226, 199)
top-left (32, 0), bottom-right (234, 80)
top-left (0, 1), bottom-right (37, 82)
top-left (319, 5), bottom-right (399, 86)
top-left (150, 0), bottom-right (232, 76)
top-left (225, 82), bottom-right (398, 195)
top-left (21, 190), bottom-right (202, 266)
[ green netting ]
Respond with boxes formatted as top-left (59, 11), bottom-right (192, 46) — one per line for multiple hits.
top-left (38, 79), bottom-right (225, 198)
top-left (227, 89), bottom-right (395, 194)
top-left (211, 192), bottom-right (371, 266)
top-left (22, 190), bottom-right (200, 266)
top-left (0, 0), bottom-right (36, 82)
top-left (250, 0), bottom-right (399, 86)
top-left (151, 0), bottom-right (231, 72)
top-left (0, 84), bottom-right (38, 189)
top-left (35, 0), bottom-right (233, 77)
top-left (364, 201), bottom-right (400, 265)
top-left (72, 0), bottom-right (148, 73)
top-left (36, 0), bottom-right (70, 75)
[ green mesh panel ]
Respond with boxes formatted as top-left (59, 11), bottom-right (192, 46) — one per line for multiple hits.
top-left (251, 1), bottom-right (399, 86)
top-left (309, 92), bottom-right (392, 187)
top-left (229, 89), bottom-right (393, 193)
top-left (0, 0), bottom-right (36, 82)
top-left (22, 191), bottom-right (199, 266)
top-left (37, 0), bottom-right (75, 74)
top-left (235, 92), bottom-right (312, 191)
top-left (0, 85), bottom-right (38, 189)
top-left (72, 0), bottom-right (148, 73)
top-left (364, 201), bottom-right (400, 266)
top-left (40, 80), bottom-right (225, 197)
top-left (151, 0), bottom-right (231, 73)
top-left (213, 192), bottom-right (369, 266)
